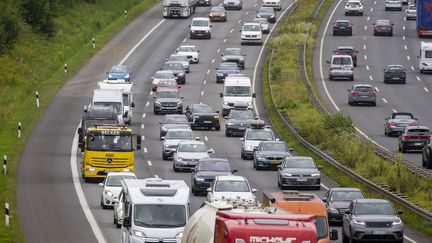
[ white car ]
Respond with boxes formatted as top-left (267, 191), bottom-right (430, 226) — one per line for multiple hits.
top-left (241, 22), bottom-right (262, 45)
top-left (385, 0), bottom-right (402, 11)
top-left (176, 45), bottom-right (200, 64)
top-left (405, 4), bottom-right (416, 20)
top-left (99, 172), bottom-right (137, 209)
top-left (151, 70), bottom-right (176, 91)
top-left (345, 0), bottom-right (363, 16)
top-left (173, 140), bottom-right (214, 172)
top-left (207, 175), bottom-right (257, 203)
top-left (263, 0), bottom-right (281, 11)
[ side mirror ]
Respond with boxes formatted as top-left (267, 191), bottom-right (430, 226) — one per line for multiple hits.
top-left (252, 93), bottom-right (256, 98)
top-left (83, 105), bottom-right (88, 113)
top-left (347, 89), bottom-right (351, 92)
top-left (318, 165), bottom-right (323, 170)
top-left (253, 147), bottom-right (258, 151)
top-left (153, 96), bottom-right (157, 99)
top-left (113, 198), bottom-right (119, 203)
top-left (415, 118), bottom-right (418, 120)
top-left (391, 23), bottom-right (394, 25)
top-left (161, 136), bottom-right (166, 141)
top-left (131, 102), bottom-right (135, 108)
top-left (216, 111), bottom-right (220, 114)
top-left (252, 188), bottom-right (258, 193)
top-left (98, 183), bottom-right (104, 187)
top-left (232, 169), bottom-right (238, 174)
top-left (180, 97), bottom-right (184, 100)
top-left (243, 53), bottom-right (247, 56)
top-left (151, 76), bottom-right (154, 79)
top-left (208, 148), bottom-right (215, 153)
top-left (344, 209), bottom-right (351, 214)
top-left (220, 53), bottom-right (224, 56)
top-left (159, 121), bottom-right (163, 124)
top-left (106, 72), bottom-right (109, 74)
top-left (330, 229), bottom-right (339, 241)
top-left (188, 24), bottom-right (191, 27)
top-left (123, 217), bottom-right (131, 228)
top-left (207, 187), bottom-right (212, 192)
top-left (255, 116), bottom-right (259, 120)
top-left (239, 29), bottom-right (242, 32)
top-left (373, 23), bottom-right (376, 25)
top-left (219, 93), bottom-right (223, 97)
top-left (215, 67), bottom-right (219, 70)
top-left (326, 60), bottom-right (330, 64)
top-left (123, 111), bottom-right (129, 118)
top-left (78, 127), bottom-right (83, 135)
top-left (322, 197), bottom-right (327, 202)
top-left (240, 138), bottom-right (244, 141)
top-left (197, 50), bottom-right (200, 52)
top-left (210, 24), bottom-right (213, 27)
top-left (288, 148), bottom-right (294, 152)
top-left (165, 58), bottom-right (169, 61)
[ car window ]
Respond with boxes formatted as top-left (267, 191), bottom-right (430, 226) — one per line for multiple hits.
top-left (330, 191), bottom-right (364, 201)
top-left (163, 63), bottom-right (183, 70)
top-left (158, 91), bottom-right (179, 99)
top-left (376, 20), bottom-right (390, 26)
top-left (338, 49), bottom-right (353, 54)
top-left (261, 143), bottom-right (287, 152)
top-left (246, 130), bottom-right (274, 140)
top-left (220, 63), bottom-right (239, 70)
top-left (336, 21), bottom-right (349, 26)
top-left (259, 7), bottom-right (274, 13)
top-left (215, 180), bottom-right (250, 192)
top-left (316, 216), bottom-right (328, 240)
top-left (387, 66), bottom-right (403, 72)
top-left (353, 86), bottom-right (373, 92)
top-left (155, 72), bottom-right (174, 79)
top-left (193, 105), bottom-right (214, 113)
top-left (332, 57), bottom-right (352, 65)
top-left (166, 131), bottom-right (193, 139)
top-left (392, 114), bottom-right (414, 119)
top-left (283, 158), bottom-right (315, 168)
top-left (224, 86), bottom-right (251, 97)
top-left (243, 24), bottom-right (261, 31)
top-left (178, 143), bottom-right (207, 152)
top-left (179, 46), bottom-right (196, 52)
top-left (425, 51), bottom-right (432, 58)
top-left (211, 7), bottom-right (225, 12)
top-left (406, 129), bottom-right (430, 134)
top-left (198, 161), bottom-right (230, 171)
top-left (110, 66), bottom-right (129, 73)
top-left (106, 175), bottom-right (136, 187)
top-left (354, 202), bottom-right (395, 215)
top-left (165, 116), bottom-right (188, 124)
top-left (192, 20), bottom-right (209, 27)
top-left (229, 110), bottom-right (254, 119)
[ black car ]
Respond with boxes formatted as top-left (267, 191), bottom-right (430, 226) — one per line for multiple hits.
top-left (256, 7), bottom-right (276, 23)
top-left (422, 140), bottom-right (432, 169)
top-left (398, 126), bottom-right (430, 153)
top-left (159, 114), bottom-right (190, 139)
top-left (373, 19), bottom-right (393, 36)
top-left (225, 108), bottom-right (256, 136)
top-left (322, 187), bottom-right (365, 225)
top-left (153, 88), bottom-right (183, 115)
top-left (185, 103), bottom-right (220, 130)
top-left (333, 20), bottom-right (353, 36)
top-left (383, 65), bottom-right (406, 84)
top-left (196, 0), bottom-right (211, 6)
top-left (221, 48), bottom-right (246, 69)
top-left (161, 61), bottom-right (186, 84)
top-left (191, 158), bottom-right (237, 195)
top-left (253, 141), bottom-right (293, 170)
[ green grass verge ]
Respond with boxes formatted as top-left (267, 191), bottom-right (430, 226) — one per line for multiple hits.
top-left (263, 0), bottom-right (432, 238)
top-left (0, 0), bottom-right (158, 241)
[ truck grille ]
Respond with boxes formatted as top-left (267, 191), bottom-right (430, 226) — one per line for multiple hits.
top-left (90, 157), bottom-right (129, 168)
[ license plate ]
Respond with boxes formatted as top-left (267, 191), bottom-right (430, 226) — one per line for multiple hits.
top-left (297, 178), bottom-right (307, 182)
top-left (271, 161), bottom-right (280, 165)
top-left (203, 121), bottom-right (212, 123)
top-left (392, 77), bottom-right (399, 80)
top-left (361, 96), bottom-right (368, 98)
top-left (373, 231), bottom-right (386, 235)
top-left (414, 143), bottom-right (423, 146)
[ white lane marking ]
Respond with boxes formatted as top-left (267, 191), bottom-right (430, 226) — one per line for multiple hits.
top-left (364, 25), bottom-right (367, 30)
top-left (142, 113), bottom-right (146, 118)
top-left (245, 11), bottom-right (249, 15)
top-left (253, 0), bottom-right (298, 118)
top-left (230, 29), bottom-right (234, 33)
top-left (374, 0), bottom-right (376, 4)
top-left (404, 235), bottom-right (418, 243)
top-left (199, 101), bottom-right (203, 104)
top-left (382, 98), bottom-right (388, 103)
top-left (211, 58), bottom-right (215, 63)
top-left (237, 19), bottom-right (241, 24)
top-left (203, 79), bottom-right (207, 84)
top-left (144, 147), bottom-right (148, 153)
top-left (182, 38), bottom-right (187, 43)
top-left (145, 101), bottom-right (150, 107)
top-left (254, 3), bottom-right (258, 6)
top-left (147, 160), bottom-right (152, 166)
top-left (375, 86), bottom-right (379, 92)
top-left (370, 7), bottom-right (373, 12)
top-left (364, 55), bottom-right (367, 60)
top-left (141, 135), bottom-right (145, 141)
top-left (141, 124), bottom-right (144, 129)
top-left (321, 183), bottom-right (329, 190)
top-left (71, 127), bottom-right (107, 243)
top-left (223, 38), bottom-right (227, 43)
top-left (403, 35), bottom-right (406, 40)
top-left (407, 55), bottom-right (410, 60)
top-left (154, 175), bottom-right (159, 178)
top-left (119, 20), bottom-right (165, 65)
top-left (150, 91), bottom-right (153, 96)
top-left (204, 136), bottom-right (208, 141)
top-left (403, 26), bottom-right (406, 30)
top-left (363, 45), bottom-right (366, 50)
top-left (201, 91), bottom-right (204, 96)
top-left (417, 76), bottom-right (421, 81)
top-left (363, 36), bottom-right (367, 40)
top-left (369, 75), bottom-right (373, 81)
top-left (367, 16), bottom-right (370, 21)
top-left (404, 45), bottom-right (407, 50)
top-left (217, 48), bottom-right (220, 53)
top-left (207, 69), bottom-right (210, 74)
top-left (366, 65), bottom-right (370, 70)
top-left (424, 87), bottom-right (430, 92)
top-left (393, 109), bottom-right (397, 113)
top-left (411, 66), bottom-right (415, 71)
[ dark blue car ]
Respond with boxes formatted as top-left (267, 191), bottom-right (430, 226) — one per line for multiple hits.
top-left (107, 65), bottom-right (132, 82)
top-left (215, 62), bottom-right (240, 83)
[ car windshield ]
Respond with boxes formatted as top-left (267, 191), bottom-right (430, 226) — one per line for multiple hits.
top-left (246, 130), bottom-right (274, 140)
top-left (93, 102), bottom-right (122, 115)
top-left (178, 46), bottom-right (196, 52)
top-left (331, 191), bottom-right (364, 201)
top-left (215, 180), bottom-right (250, 192)
top-left (332, 57), bottom-right (352, 65)
top-left (259, 7), bottom-right (274, 13)
top-left (192, 20), bottom-right (209, 27)
top-left (166, 130), bottom-right (193, 139)
top-left (110, 66), bottom-right (129, 73)
top-left (84, 119), bottom-right (118, 129)
top-left (165, 116), bottom-right (188, 124)
top-left (224, 48), bottom-right (242, 55)
top-left (254, 18), bottom-right (268, 24)
top-left (193, 105), bottom-right (214, 113)
top-left (348, 2), bottom-right (361, 6)
top-left (261, 143), bottom-right (288, 152)
top-left (169, 55), bottom-right (187, 61)
top-left (158, 80), bottom-right (177, 87)
top-left (163, 63), bottom-right (183, 70)
top-left (408, 5), bottom-right (416, 10)
top-left (353, 86), bottom-right (373, 92)
top-left (338, 48), bottom-right (353, 54)
top-left (158, 91), bottom-right (179, 99)
top-left (198, 161), bottom-right (230, 171)
top-left (376, 20), bottom-right (390, 26)
top-left (224, 86), bottom-right (251, 97)
top-left (393, 114), bottom-right (414, 119)
top-left (243, 24), bottom-right (261, 31)
top-left (387, 66), bottom-right (403, 72)
top-left (106, 175), bottom-right (136, 187)
top-left (155, 72), bottom-right (175, 79)
top-left (337, 21), bottom-right (350, 26)
top-left (229, 110), bottom-right (254, 119)
top-left (134, 205), bottom-right (186, 228)
top-left (211, 7), bottom-right (225, 12)
top-left (220, 63), bottom-right (239, 70)
top-left (283, 158), bottom-right (315, 168)
top-left (177, 143), bottom-right (207, 152)
top-left (354, 202), bottom-right (395, 215)
top-left (87, 134), bottom-right (132, 151)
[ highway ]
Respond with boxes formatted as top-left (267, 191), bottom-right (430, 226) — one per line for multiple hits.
top-left (16, 0), bottom-right (430, 242)
top-left (314, 0), bottom-right (432, 168)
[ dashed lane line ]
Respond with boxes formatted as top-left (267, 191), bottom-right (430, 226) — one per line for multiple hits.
top-left (424, 87), bottom-right (430, 93)
top-left (147, 160), bottom-right (152, 166)
top-left (382, 98), bottom-right (388, 103)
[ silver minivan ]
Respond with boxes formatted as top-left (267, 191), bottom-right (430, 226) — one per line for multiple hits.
top-left (327, 55), bottom-right (354, 81)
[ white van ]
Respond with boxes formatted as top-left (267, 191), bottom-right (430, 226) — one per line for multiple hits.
top-left (91, 89), bottom-right (124, 124)
top-left (219, 76), bottom-right (256, 117)
top-left (120, 178), bottom-right (190, 243)
top-left (97, 80), bottom-right (135, 124)
top-left (419, 41), bottom-right (432, 73)
top-left (189, 17), bottom-right (212, 39)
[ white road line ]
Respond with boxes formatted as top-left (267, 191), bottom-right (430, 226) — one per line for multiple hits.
top-left (141, 124), bottom-right (144, 129)
top-left (369, 75), bottom-right (373, 81)
top-left (370, 7), bottom-right (373, 12)
top-left (407, 55), bottom-right (410, 60)
top-left (363, 36), bottom-right (367, 40)
top-left (141, 135), bottom-right (145, 141)
top-left (321, 183), bottom-right (329, 190)
top-left (217, 48), bottom-right (220, 53)
top-left (223, 38), bottom-right (227, 43)
top-left (150, 91), bottom-right (153, 96)
top-left (374, 0), bottom-right (376, 4)
top-left (237, 19), bottom-right (241, 24)
top-left (393, 109), bottom-right (397, 113)
top-left (411, 66), bottom-right (415, 71)
top-left (366, 65), bottom-right (370, 70)
top-left (142, 113), bottom-right (146, 118)
top-left (245, 11), bottom-right (249, 15)
top-left (254, 3), bottom-right (258, 6)
top-left (375, 86), bottom-right (379, 92)
top-left (404, 45), bottom-right (407, 50)
top-left (71, 127), bottom-right (107, 243)
top-left (182, 38), bottom-right (187, 43)
top-left (364, 55), bottom-right (367, 60)
top-left (424, 87), bottom-right (430, 92)
top-left (207, 69), bottom-right (210, 74)
top-left (201, 91), bottom-right (204, 96)
top-left (204, 136), bottom-right (208, 141)
top-left (367, 16), bottom-right (370, 21)
top-left (404, 235), bottom-right (418, 243)
top-left (417, 76), bottom-right (421, 81)
top-left (403, 26), bottom-right (406, 30)
top-left (147, 160), bottom-right (152, 166)
top-left (145, 101), bottom-right (149, 107)
top-left (363, 45), bottom-right (366, 50)
top-left (382, 98), bottom-right (388, 103)
top-left (364, 25), bottom-right (367, 30)
top-left (230, 29), bottom-right (234, 33)
top-left (143, 147), bottom-right (148, 153)
top-left (211, 58), bottom-right (215, 63)
top-left (403, 35), bottom-right (406, 40)
top-left (203, 79), bottom-right (207, 84)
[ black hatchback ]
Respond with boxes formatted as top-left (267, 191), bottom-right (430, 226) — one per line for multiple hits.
top-left (333, 20), bottom-right (353, 36)
top-left (185, 103), bottom-right (220, 130)
top-left (384, 65), bottom-right (406, 84)
top-left (191, 158), bottom-right (237, 195)
top-left (373, 19), bottom-right (393, 36)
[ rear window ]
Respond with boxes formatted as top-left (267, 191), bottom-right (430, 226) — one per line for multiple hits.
top-left (332, 57), bottom-right (352, 65)
top-left (337, 21), bottom-right (349, 26)
top-left (354, 86), bottom-right (373, 92)
top-left (387, 66), bottom-right (403, 72)
top-left (407, 129), bottom-right (430, 134)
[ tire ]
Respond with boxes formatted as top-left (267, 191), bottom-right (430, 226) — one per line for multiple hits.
top-left (277, 178), bottom-right (281, 188)
top-left (350, 75), bottom-right (354, 81)
top-left (162, 154), bottom-right (168, 160)
top-left (215, 126), bottom-right (220, 131)
top-left (402, 79), bottom-right (406, 84)
top-left (253, 160), bottom-right (256, 168)
top-left (422, 156), bottom-right (426, 167)
top-left (241, 150), bottom-right (245, 159)
top-left (427, 159), bottom-right (432, 169)
top-left (114, 215), bottom-right (117, 225)
top-left (154, 109), bottom-right (159, 115)
top-left (401, 143), bottom-right (407, 153)
top-left (225, 131), bottom-right (231, 137)
top-left (101, 198), bottom-right (107, 209)
top-left (329, 75), bottom-right (333, 81)
top-left (372, 101), bottom-right (376, 106)
top-left (349, 31), bottom-right (352, 36)
top-left (348, 101), bottom-right (353, 106)
top-left (384, 128), bottom-right (387, 135)
top-left (342, 226), bottom-right (349, 243)
top-left (173, 164), bottom-right (179, 172)
top-left (420, 70), bottom-right (424, 74)
top-left (116, 222), bottom-right (121, 229)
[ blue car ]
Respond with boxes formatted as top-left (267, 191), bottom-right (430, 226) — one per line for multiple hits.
top-left (215, 62), bottom-right (240, 83)
top-left (107, 65), bottom-right (132, 82)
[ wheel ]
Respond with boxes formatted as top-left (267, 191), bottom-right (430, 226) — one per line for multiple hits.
top-left (114, 215), bottom-right (117, 225)
top-left (116, 222), bottom-right (121, 228)
top-left (349, 31), bottom-right (352, 36)
top-left (427, 159), bottom-right (432, 169)
top-left (384, 79), bottom-right (387, 84)
top-left (173, 164), bottom-right (179, 172)
top-left (401, 143), bottom-right (407, 153)
top-left (402, 79), bottom-right (406, 84)
top-left (225, 131), bottom-right (231, 137)
top-left (348, 228), bottom-right (356, 243)
top-left (348, 101), bottom-right (353, 106)
top-left (384, 128), bottom-right (387, 135)
top-left (154, 109), bottom-right (159, 115)
top-left (329, 75), bottom-right (333, 81)
top-left (241, 150), bottom-right (245, 159)
top-left (162, 154), bottom-right (168, 160)
top-left (371, 101), bottom-right (376, 106)
top-left (192, 186), bottom-right (199, 196)
top-left (253, 160), bottom-right (256, 168)
top-left (101, 198), bottom-right (107, 209)
top-left (215, 126), bottom-right (220, 131)
top-left (350, 75), bottom-right (354, 81)
top-left (342, 226), bottom-right (349, 243)
top-left (423, 156), bottom-right (426, 167)
top-left (277, 178), bottom-right (281, 188)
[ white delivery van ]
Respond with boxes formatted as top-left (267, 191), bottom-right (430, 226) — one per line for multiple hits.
top-left (97, 80), bottom-right (135, 124)
top-left (91, 89), bottom-right (124, 124)
top-left (120, 178), bottom-right (190, 243)
top-left (219, 76), bottom-right (256, 117)
top-left (419, 41), bottom-right (432, 73)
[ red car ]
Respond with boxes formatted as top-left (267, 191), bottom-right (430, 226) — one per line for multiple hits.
top-left (334, 46), bottom-right (358, 67)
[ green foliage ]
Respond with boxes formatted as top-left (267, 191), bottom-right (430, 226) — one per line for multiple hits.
top-left (22, 0), bottom-right (55, 36)
top-left (322, 112), bottom-right (355, 134)
top-left (0, 2), bottom-right (19, 52)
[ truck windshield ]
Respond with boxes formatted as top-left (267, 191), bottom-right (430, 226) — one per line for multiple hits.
top-left (224, 86), bottom-right (251, 97)
top-left (87, 134), bottom-right (132, 151)
top-left (134, 205), bottom-right (186, 228)
top-left (93, 102), bottom-right (122, 115)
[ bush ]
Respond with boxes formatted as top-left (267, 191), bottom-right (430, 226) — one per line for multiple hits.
top-left (21, 0), bottom-right (55, 36)
top-left (322, 112), bottom-right (355, 134)
top-left (0, 3), bottom-right (19, 52)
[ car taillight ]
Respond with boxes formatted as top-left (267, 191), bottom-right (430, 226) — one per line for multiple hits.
top-left (419, 135), bottom-right (431, 139)
top-left (388, 122), bottom-right (397, 126)
top-left (404, 135), bottom-right (414, 139)
top-left (351, 67), bottom-right (355, 71)
top-left (410, 122), bottom-right (417, 126)
top-left (351, 91), bottom-right (359, 95)
top-left (369, 92), bottom-right (376, 95)
top-left (329, 67), bottom-right (334, 71)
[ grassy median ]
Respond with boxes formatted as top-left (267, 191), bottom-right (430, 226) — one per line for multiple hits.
top-left (0, 0), bottom-right (158, 241)
top-left (264, 0), bottom-right (432, 238)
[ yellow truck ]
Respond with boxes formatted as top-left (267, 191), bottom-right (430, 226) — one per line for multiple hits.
top-left (80, 124), bottom-right (141, 182)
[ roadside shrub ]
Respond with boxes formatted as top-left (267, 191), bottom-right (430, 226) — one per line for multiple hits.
top-left (21, 0), bottom-right (55, 36)
top-left (322, 112), bottom-right (355, 134)
top-left (0, 3), bottom-right (19, 53)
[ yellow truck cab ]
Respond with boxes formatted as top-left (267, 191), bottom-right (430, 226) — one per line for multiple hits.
top-left (80, 124), bottom-right (141, 182)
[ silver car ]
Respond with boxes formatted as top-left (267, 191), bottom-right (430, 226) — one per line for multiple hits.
top-left (405, 4), bottom-right (416, 20)
top-left (384, 112), bottom-right (418, 136)
top-left (347, 84), bottom-right (377, 106)
top-left (151, 70), bottom-right (176, 91)
top-left (166, 54), bottom-right (190, 73)
top-left (173, 140), bottom-right (214, 172)
top-left (223, 0), bottom-right (242, 10)
top-left (253, 17), bottom-right (270, 34)
top-left (241, 120), bottom-right (275, 159)
top-left (161, 128), bottom-right (196, 160)
top-left (328, 55), bottom-right (354, 81)
top-left (385, 0), bottom-right (402, 10)
top-left (159, 114), bottom-right (190, 139)
top-left (277, 156), bottom-right (322, 190)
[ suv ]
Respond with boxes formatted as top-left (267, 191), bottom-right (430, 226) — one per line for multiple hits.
top-left (398, 126), bottom-right (430, 153)
top-left (345, 0), bottom-right (363, 15)
top-left (241, 120), bottom-right (275, 159)
top-left (347, 84), bottom-right (377, 106)
top-left (207, 175), bottom-right (257, 203)
top-left (263, 0), bottom-right (281, 11)
top-left (384, 112), bottom-right (418, 136)
top-left (173, 140), bottom-right (214, 172)
top-left (328, 55), bottom-right (354, 81)
top-left (221, 47), bottom-right (246, 69)
top-left (277, 156), bottom-right (322, 190)
top-left (185, 103), bottom-right (220, 130)
top-left (161, 128), bottom-right (196, 160)
top-left (322, 187), bottom-right (365, 225)
top-left (153, 88), bottom-right (183, 115)
top-left (333, 20), bottom-right (353, 36)
top-left (189, 17), bottom-right (212, 39)
top-left (334, 46), bottom-right (358, 67)
top-left (241, 22), bottom-right (262, 45)
top-left (225, 108), bottom-right (256, 136)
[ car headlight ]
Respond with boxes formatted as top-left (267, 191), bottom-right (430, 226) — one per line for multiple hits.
top-left (177, 101), bottom-right (183, 106)
top-left (257, 14), bottom-right (261, 17)
top-left (155, 101), bottom-right (161, 105)
top-left (247, 102), bottom-right (253, 106)
top-left (227, 122), bottom-right (234, 126)
top-left (245, 145), bottom-right (254, 150)
top-left (241, 34), bottom-right (246, 38)
top-left (86, 168), bottom-right (95, 172)
top-left (311, 173), bottom-right (320, 177)
top-left (282, 172), bottom-right (292, 176)
top-left (176, 232), bottom-right (183, 239)
top-left (193, 115), bottom-right (199, 119)
top-left (125, 74), bottom-right (130, 79)
top-left (195, 177), bottom-right (205, 181)
top-left (205, 30), bottom-right (209, 32)
top-left (176, 156), bottom-right (183, 161)
top-left (161, 126), bottom-right (168, 132)
top-left (257, 156), bottom-right (265, 160)
top-left (105, 190), bottom-right (113, 197)
top-left (329, 207), bottom-right (339, 214)
top-left (393, 218), bottom-right (402, 225)
top-left (217, 72), bottom-right (223, 76)
top-left (222, 57), bottom-right (227, 61)
top-left (178, 72), bottom-right (184, 76)
top-left (134, 230), bottom-right (146, 238)
top-left (209, 14), bottom-right (213, 17)
top-left (214, 115), bottom-right (219, 119)
top-left (270, 15), bottom-right (275, 18)
top-left (191, 30), bottom-right (195, 32)
top-left (223, 102), bottom-right (228, 106)
top-left (353, 219), bottom-right (365, 225)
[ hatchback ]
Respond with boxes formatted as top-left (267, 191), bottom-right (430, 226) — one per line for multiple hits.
top-left (334, 46), bottom-right (358, 67)
top-left (373, 20), bottom-right (394, 36)
top-left (384, 65), bottom-right (406, 84)
top-left (333, 20), bottom-right (353, 36)
top-left (348, 84), bottom-right (377, 106)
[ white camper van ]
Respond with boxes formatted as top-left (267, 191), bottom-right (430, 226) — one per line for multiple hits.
top-left (97, 80), bottom-right (134, 124)
top-left (91, 89), bottom-right (124, 124)
top-left (419, 41), bottom-right (432, 73)
top-left (219, 76), bottom-right (256, 117)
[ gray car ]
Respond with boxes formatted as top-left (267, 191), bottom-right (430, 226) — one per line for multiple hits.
top-left (253, 17), bottom-right (270, 34)
top-left (161, 61), bottom-right (186, 84)
top-left (256, 7), bottom-right (276, 23)
top-left (161, 128), bottom-right (196, 160)
top-left (153, 88), bottom-right (183, 115)
top-left (223, 0), bottom-right (242, 10)
top-left (253, 141), bottom-right (292, 170)
top-left (328, 55), bottom-right (354, 81)
top-left (373, 19), bottom-right (394, 36)
top-left (166, 54), bottom-right (190, 73)
top-left (342, 199), bottom-right (404, 243)
top-left (159, 114), bottom-right (190, 139)
top-left (385, 0), bottom-right (403, 10)
top-left (384, 112), bottom-right (418, 136)
top-left (173, 140), bottom-right (214, 172)
top-left (241, 120), bottom-right (276, 159)
top-left (277, 156), bottom-right (322, 190)
top-left (225, 108), bottom-right (256, 136)
top-left (221, 48), bottom-right (246, 69)
top-left (398, 126), bottom-right (431, 153)
top-left (348, 84), bottom-right (377, 106)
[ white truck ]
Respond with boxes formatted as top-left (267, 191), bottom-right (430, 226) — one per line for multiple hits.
top-left (163, 0), bottom-right (197, 18)
top-left (91, 89), bottom-right (124, 124)
top-left (97, 80), bottom-right (134, 125)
